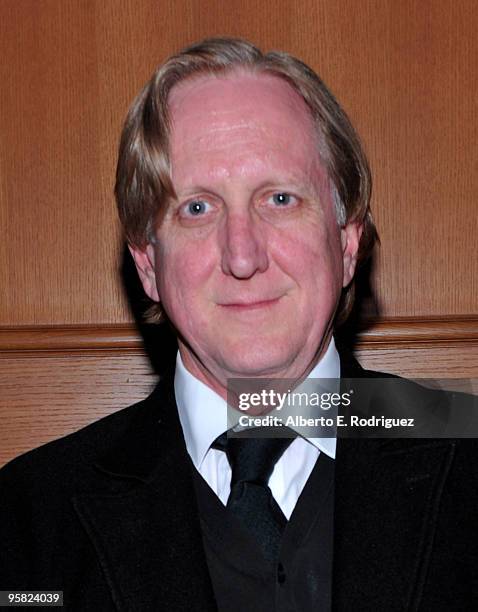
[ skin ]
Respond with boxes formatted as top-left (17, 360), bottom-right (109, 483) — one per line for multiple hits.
top-left (130, 71), bottom-right (362, 398)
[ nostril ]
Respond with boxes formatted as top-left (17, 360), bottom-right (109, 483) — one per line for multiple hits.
top-left (221, 219), bottom-right (269, 278)
top-left (222, 252), bottom-right (262, 280)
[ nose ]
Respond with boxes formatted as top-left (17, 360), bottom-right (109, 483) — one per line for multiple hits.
top-left (220, 210), bottom-right (269, 278)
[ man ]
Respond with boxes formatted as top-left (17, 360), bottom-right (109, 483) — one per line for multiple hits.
top-left (1, 38), bottom-right (477, 610)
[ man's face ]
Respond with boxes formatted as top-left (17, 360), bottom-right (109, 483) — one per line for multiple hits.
top-left (132, 72), bottom-right (361, 394)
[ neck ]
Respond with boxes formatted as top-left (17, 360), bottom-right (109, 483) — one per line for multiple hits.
top-left (177, 331), bottom-right (334, 401)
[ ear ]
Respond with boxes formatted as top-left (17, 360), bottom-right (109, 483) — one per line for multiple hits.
top-left (128, 244), bottom-right (160, 302)
top-left (340, 221), bottom-right (363, 288)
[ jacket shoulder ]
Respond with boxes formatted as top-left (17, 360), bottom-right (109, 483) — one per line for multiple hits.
top-left (0, 385), bottom-right (161, 494)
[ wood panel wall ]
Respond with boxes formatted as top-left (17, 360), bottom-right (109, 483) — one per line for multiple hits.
top-left (1, 0), bottom-right (477, 467)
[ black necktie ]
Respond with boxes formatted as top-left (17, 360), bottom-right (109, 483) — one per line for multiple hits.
top-left (213, 430), bottom-right (294, 563)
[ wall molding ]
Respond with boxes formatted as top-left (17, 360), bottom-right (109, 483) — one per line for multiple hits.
top-left (0, 324), bottom-right (143, 357)
top-left (354, 316), bottom-right (478, 349)
top-left (0, 316), bottom-right (477, 357)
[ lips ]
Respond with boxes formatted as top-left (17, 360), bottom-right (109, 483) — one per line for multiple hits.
top-left (219, 296), bottom-right (282, 310)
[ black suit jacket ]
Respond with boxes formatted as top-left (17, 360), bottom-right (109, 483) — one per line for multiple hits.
top-left (1, 355), bottom-right (477, 611)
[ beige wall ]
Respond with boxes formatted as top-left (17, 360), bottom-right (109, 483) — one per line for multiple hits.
top-left (1, 0), bottom-right (477, 324)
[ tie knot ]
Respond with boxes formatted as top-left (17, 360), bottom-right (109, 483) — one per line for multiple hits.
top-left (215, 429), bottom-right (294, 486)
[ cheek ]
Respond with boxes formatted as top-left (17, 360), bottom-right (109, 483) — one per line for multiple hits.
top-left (276, 219), bottom-right (344, 291)
top-left (155, 238), bottom-right (216, 315)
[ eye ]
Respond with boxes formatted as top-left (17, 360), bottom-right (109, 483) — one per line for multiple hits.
top-left (268, 192), bottom-right (297, 207)
top-left (182, 199), bottom-right (211, 217)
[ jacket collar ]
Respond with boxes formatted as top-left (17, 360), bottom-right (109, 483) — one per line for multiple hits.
top-left (92, 366), bottom-right (181, 482)
top-left (336, 349), bottom-right (457, 608)
top-left (73, 368), bottom-right (216, 611)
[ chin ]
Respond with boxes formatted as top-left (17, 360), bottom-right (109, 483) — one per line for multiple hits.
top-left (216, 343), bottom-right (299, 379)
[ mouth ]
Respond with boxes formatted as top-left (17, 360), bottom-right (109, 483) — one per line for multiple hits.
top-left (218, 297), bottom-right (282, 311)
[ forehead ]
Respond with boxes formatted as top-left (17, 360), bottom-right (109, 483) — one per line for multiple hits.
top-left (167, 71), bottom-right (323, 183)
top-left (168, 69), bottom-right (314, 122)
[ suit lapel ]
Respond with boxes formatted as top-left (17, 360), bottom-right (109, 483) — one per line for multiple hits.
top-left (72, 371), bottom-right (216, 611)
top-left (334, 352), bottom-right (456, 609)
top-left (334, 438), bottom-right (455, 610)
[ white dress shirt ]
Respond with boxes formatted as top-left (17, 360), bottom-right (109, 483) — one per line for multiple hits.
top-left (175, 339), bottom-right (339, 519)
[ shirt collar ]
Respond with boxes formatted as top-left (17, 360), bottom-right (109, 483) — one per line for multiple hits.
top-left (175, 338), bottom-right (340, 468)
